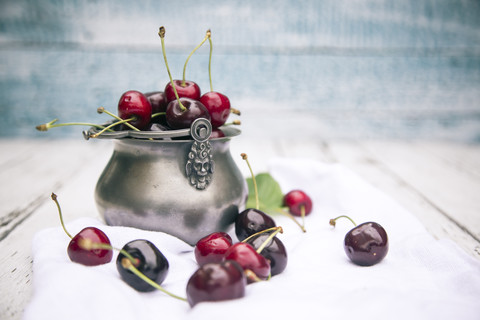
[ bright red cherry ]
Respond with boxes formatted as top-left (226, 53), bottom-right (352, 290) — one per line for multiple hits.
top-left (67, 227), bottom-right (113, 266)
top-left (164, 80), bottom-right (201, 102)
top-left (165, 97), bottom-right (210, 129)
top-left (118, 90), bottom-right (152, 130)
top-left (223, 242), bottom-right (271, 283)
top-left (186, 260), bottom-right (246, 307)
top-left (284, 190), bottom-right (313, 217)
top-left (195, 232), bottom-right (233, 266)
top-left (199, 92), bottom-right (231, 128)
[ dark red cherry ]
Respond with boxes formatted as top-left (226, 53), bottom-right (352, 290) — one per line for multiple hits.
top-left (284, 190), bottom-right (313, 217)
top-left (67, 227), bottom-right (113, 266)
top-left (195, 232), bottom-right (233, 266)
top-left (235, 208), bottom-right (276, 241)
top-left (224, 242), bottom-right (270, 283)
top-left (118, 90), bottom-right (152, 130)
top-left (199, 92), bottom-right (231, 128)
top-left (344, 222), bottom-right (389, 266)
top-left (210, 128), bottom-right (225, 139)
top-left (186, 260), bottom-right (246, 307)
top-left (165, 97), bottom-right (210, 129)
top-left (164, 80), bottom-right (201, 102)
top-left (116, 239), bottom-right (169, 292)
top-left (245, 232), bottom-right (287, 276)
top-left (145, 91), bottom-right (168, 114)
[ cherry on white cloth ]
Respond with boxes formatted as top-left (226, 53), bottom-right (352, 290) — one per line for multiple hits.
top-left (23, 158), bottom-right (480, 320)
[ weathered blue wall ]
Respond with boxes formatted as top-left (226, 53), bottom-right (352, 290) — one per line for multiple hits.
top-left (1, 0), bottom-right (479, 141)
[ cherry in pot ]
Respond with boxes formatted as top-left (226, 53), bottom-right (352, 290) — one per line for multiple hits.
top-left (165, 97), bottom-right (210, 129)
top-left (186, 260), bottom-right (246, 307)
top-left (145, 91), bottom-right (168, 115)
top-left (200, 92), bottom-right (231, 128)
top-left (195, 232), bottom-right (233, 266)
top-left (164, 80), bottom-right (201, 102)
top-left (116, 239), bottom-right (169, 292)
top-left (118, 90), bottom-right (152, 130)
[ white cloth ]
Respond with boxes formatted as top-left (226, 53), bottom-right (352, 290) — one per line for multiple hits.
top-left (23, 158), bottom-right (480, 320)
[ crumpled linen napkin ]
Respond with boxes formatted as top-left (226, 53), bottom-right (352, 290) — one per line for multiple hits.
top-left (23, 158), bottom-right (480, 320)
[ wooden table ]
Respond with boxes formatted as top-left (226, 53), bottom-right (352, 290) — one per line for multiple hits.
top-left (1, 136), bottom-right (479, 319)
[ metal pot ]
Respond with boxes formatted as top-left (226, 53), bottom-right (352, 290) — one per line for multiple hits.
top-left (87, 119), bottom-right (247, 245)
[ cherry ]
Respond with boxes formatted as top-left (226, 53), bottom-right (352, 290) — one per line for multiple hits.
top-left (284, 190), bottom-right (312, 217)
top-left (117, 90), bottom-right (152, 130)
top-left (165, 97), bottom-right (211, 129)
top-left (330, 215), bottom-right (389, 266)
top-left (145, 91), bottom-right (169, 115)
top-left (186, 260), bottom-right (246, 307)
top-left (164, 80), bottom-right (201, 102)
top-left (235, 208), bottom-right (276, 242)
top-left (158, 27), bottom-right (211, 129)
top-left (245, 232), bottom-right (287, 276)
top-left (51, 193), bottom-right (112, 266)
top-left (194, 232), bottom-right (233, 266)
top-left (235, 153), bottom-right (276, 241)
top-left (116, 239), bottom-right (169, 292)
top-left (223, 242), bottom-right (271, 283)
top-left (199, 92), bottom-right (231, 128)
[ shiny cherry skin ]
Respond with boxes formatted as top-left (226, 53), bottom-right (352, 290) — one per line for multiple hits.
top-left (209, 128), bottom-right (225, 139)
top-left (165, 97), bottom-right (211, 129)
top-left (116, 239), bottom-right (169, 292)
top-left (235, 208), bottom-right (276, 241)
top-left (344, 222), bottom-right (389, 266)
top-left (164, 80), bottom-right (201, 102)
top-left (145, 91), bottom-right (168, 114)
top-left (223, 242), bottom-right (271, 283)
top-left (195, 232), bottom-right (233, 266)
top-left (284, 190), bottom-right (313, 217)
top-left (199, 92), bottom-right (231, 128)
top-left (186, 260), bottom-right (246, 307)
top-left (118, 90), bottom-right (152, 130)
top-left (67, 227), bottom-right (113, 266)
top-left (246, 233), bottom-right (287, 276)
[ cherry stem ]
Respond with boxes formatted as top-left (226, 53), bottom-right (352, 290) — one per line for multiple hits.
top-left (329, 215), bottom-right (357, 227)
top-left (51, 192), bottom-right (72, 239)
top-left (244, 269), bottom-right (264, 283)
top-left (78, 239), bottom-right (139, 267)
top-left (183, 29), bottom-right (210, 86)
top-left (89, 117), bottom-right (136, 138)
top-left (207, 30), bottom-right (213, 92)
top-left (255, 227), bottom-right (283, 254)
top-left (151, 112), bottom-right (166, 119)
top-left (230, 108), bottom-right (241, 115)
top-left (36, 119), bottom-right (113, 132)
top-left (241, 226), bottom-right (283, 244)
top-left (121, 258), bottom-right (187, 302)
top-left (241, 153), bottom-right (259, 210)
top-left (300, 205), bottom-right (306, 229)
top-left (158, 26), bottom-right (186, 112)
top-left (97, 107), bottom-right (140, 132)
top-left (224, 120), bottom-right (241, 126)
top-left (276, 208), bottom-right (306, 233)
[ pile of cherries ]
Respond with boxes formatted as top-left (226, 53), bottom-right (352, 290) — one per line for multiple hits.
top-left (36, 26), bottom-right (239, 139)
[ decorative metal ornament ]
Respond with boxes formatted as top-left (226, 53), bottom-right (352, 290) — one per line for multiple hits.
top-left (186, 118), bottom-right (214, 190)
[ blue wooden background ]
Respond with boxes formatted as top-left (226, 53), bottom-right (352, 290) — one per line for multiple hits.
top-left (1, 0), bottom-right (479, 142)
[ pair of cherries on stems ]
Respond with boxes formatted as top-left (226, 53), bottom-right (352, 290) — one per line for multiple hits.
top-left (50, 193), bottom-right (186, 301)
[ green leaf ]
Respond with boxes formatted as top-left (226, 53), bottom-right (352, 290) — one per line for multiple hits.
top-left (245, 173), bottom-right (284, 215)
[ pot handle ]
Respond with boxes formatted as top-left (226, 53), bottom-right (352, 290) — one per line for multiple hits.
top-left (186, 118), bottom-right (215, 190)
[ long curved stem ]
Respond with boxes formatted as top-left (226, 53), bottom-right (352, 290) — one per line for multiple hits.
top-left (158, 26), bottom-right (186, 112)
top-left (329, 215), bottom-right (357, 227)
top-left (207, 31), bottom-right (213, 92)
top-left (36, 119), bottom-right (112, 132)
top-left (241, 153), bottom-right (259, 210)
top-left (183, 29), bottom-right (210, 86)
top-left (97, 107), bottom-right (140, 132)
top-left (51, 193), bottom-right (72, 239)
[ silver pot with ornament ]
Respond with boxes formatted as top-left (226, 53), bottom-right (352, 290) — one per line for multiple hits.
top-left (84, 118), bottom-right (247, 245)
